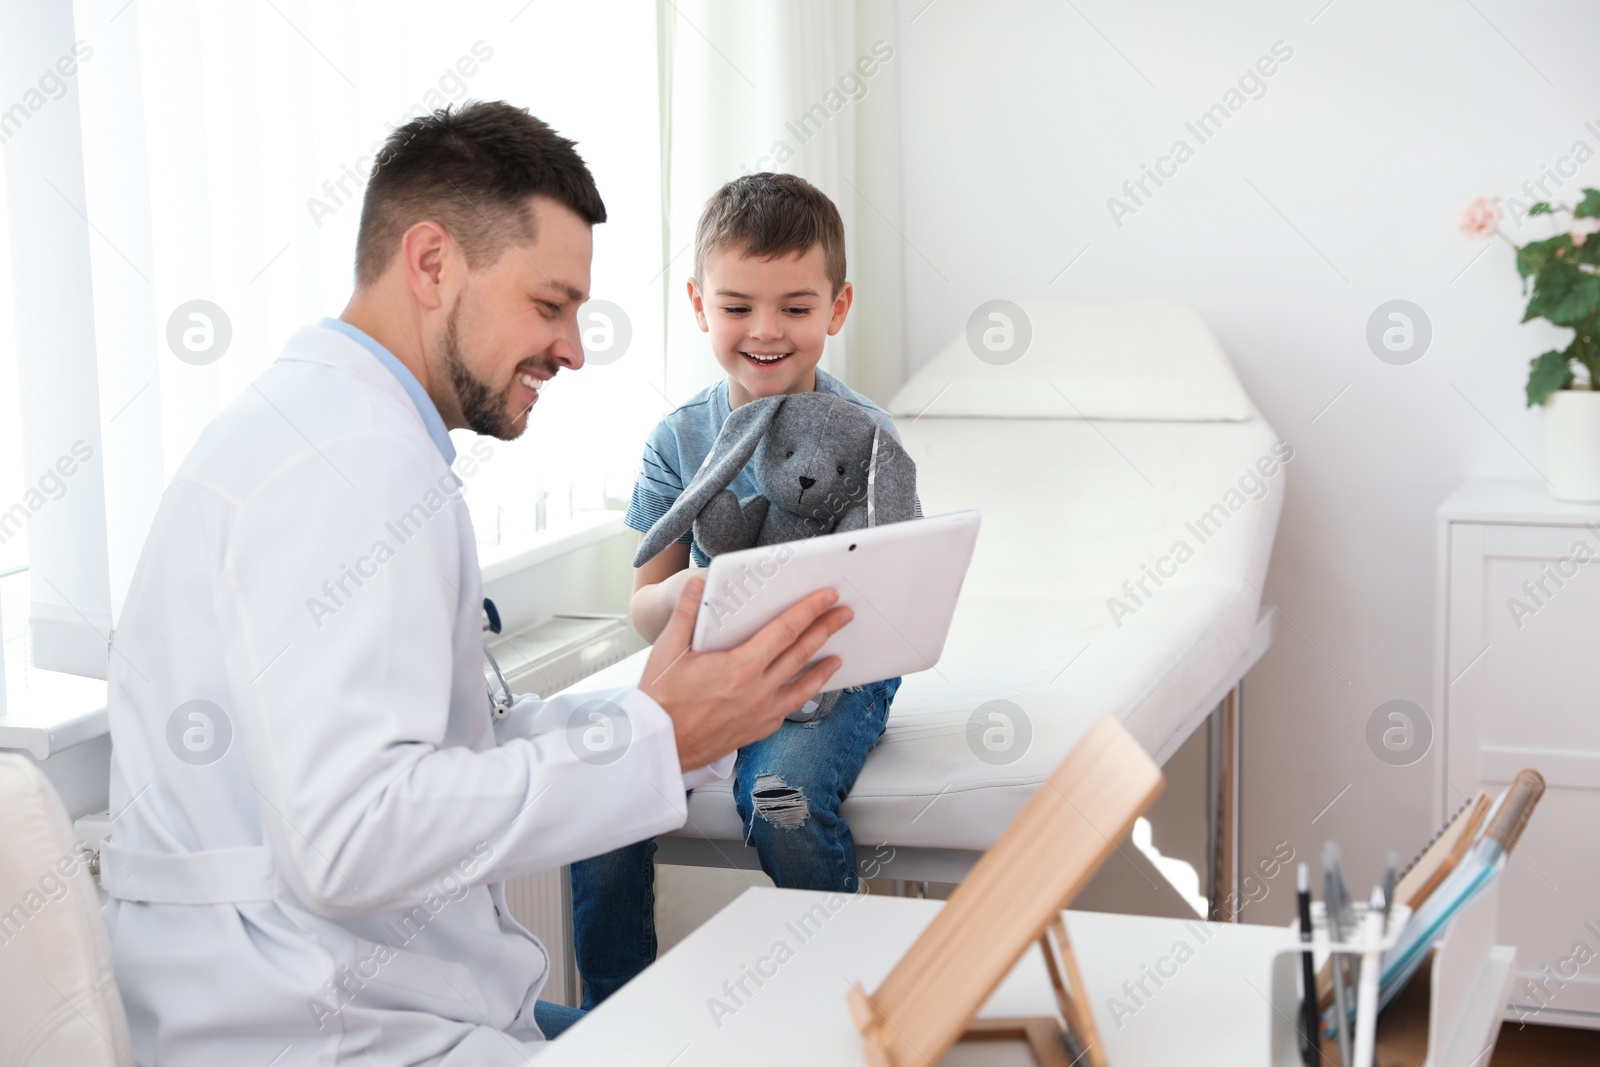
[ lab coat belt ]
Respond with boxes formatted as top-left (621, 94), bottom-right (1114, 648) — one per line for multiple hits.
top-left (99, 842), bottom-right (278, 904)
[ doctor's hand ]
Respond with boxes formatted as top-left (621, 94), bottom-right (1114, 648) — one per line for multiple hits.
top-left (639, 577), bottom-right (851, 772)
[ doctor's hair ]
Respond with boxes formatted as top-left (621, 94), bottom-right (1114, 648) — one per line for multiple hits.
top-left (354, 101), bottom-right (606, 287)
top-left (693, 172), bottom-right (847, 296)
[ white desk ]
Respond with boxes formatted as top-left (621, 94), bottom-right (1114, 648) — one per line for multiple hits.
top-left (537, 887), bottom-right (1298, 1065)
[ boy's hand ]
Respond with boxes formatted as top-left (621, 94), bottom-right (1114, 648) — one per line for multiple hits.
top-left (639, 576), bottom-right (851, 771)
top-left (652, 567), bottom-right (703, 632)
top-left (628, 542), bottom-right (700, 643)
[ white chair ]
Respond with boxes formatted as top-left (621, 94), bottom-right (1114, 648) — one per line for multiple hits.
top-left (0, 753), bottom-right (132, 1066)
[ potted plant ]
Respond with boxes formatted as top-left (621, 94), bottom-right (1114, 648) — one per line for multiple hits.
top-left (1462, 191), bottom-right (1600, 501)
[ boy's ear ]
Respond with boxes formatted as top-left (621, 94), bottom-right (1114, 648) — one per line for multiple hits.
top-left (827, 280), bottom-right (854, 337)
top-left (687, 276), bottom-right (710, 333)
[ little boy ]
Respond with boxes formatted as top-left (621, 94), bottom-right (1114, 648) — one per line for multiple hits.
top-left (569, 173), bottom-right (919, 1008)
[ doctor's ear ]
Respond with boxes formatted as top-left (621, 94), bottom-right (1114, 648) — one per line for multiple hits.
top-left (400, 220), bottom-right (459, 311)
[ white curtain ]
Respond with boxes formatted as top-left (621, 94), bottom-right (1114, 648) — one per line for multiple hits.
top-left (1, 0), bottom-right (113, 677)
top-left (657, 0), bottom-right (907, 404)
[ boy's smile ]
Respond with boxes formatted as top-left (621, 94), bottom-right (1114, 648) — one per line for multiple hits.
top-left (689, 243), bottom-right (853, 409)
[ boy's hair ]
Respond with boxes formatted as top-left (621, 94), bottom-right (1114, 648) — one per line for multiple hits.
top-left (693, 173), bottom-right (846, 296)
top-left (354, 101), bottom-right (607, 287)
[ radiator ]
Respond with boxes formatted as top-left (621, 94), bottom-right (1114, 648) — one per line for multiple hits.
top-left (492, 615), bottom-right (641, 697)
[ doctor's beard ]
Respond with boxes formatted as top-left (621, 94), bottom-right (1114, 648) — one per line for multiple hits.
top-left (440, 304), bottom-right (523, 441)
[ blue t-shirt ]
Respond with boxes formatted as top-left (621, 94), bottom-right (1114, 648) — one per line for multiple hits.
top-left (626, 368), bottom-right (921, 566)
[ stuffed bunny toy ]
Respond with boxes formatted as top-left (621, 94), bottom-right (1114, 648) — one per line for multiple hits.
top-left (633, 391), bottom-right (918, 720)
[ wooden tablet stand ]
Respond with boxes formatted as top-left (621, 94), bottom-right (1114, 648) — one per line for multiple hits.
top-left (848, 714), bottom-right (1164, 1067)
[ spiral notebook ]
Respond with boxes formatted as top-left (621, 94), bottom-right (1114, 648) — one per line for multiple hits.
top-left (1316, 788), bottom-right (1494, 1012)
top-left (1393, 790), bottom-right (1494, 908)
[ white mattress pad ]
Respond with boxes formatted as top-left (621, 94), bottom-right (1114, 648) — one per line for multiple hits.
top-left (565, 415), bottom-right (1284, 852)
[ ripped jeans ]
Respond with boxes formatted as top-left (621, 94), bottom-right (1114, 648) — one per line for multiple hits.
top-left (569, 676), bottom-right (899, 1009)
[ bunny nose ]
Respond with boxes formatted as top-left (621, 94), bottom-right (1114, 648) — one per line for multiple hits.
top-left (798, 476), bottom-right (816, 490)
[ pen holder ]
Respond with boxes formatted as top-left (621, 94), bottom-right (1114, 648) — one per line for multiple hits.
top-left (1266, 884), bottom-right (1516, 1067)
top-left (1366, 882), bottom-right (1514, 1067)
top-left (1265, 901), bottom-right (1411, 1066)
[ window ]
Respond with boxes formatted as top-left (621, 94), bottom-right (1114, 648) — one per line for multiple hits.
top-left (2, 1), bottom-right (673, 670)
top-left (0, 161), bottom-right (29, 673)
top-left (0, 161), bottom-right (23, 576)
top-left (120, 1), bottom-right (668, 561)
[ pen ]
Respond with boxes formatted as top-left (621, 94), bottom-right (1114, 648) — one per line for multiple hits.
top-left (1380, 850), bottom-right (1398, 923)
top-left (1325, 842), bottom-right (1359, 1048)
top-left (1325, 861), bottom-right (1353, 1067)
top-left (1298, 864), bottom-right (1319, 1067)
top-left (1328, 842), bottom-right (1354, 933)
top-left (1352, 887), bottom-right (1386, 1067)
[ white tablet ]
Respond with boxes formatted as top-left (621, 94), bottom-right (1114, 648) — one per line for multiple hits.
top-left (691, 510), bottom-right (981, 691)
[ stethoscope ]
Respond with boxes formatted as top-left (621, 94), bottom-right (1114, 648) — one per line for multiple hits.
top-left (482, 597), bottom-right (514, 720)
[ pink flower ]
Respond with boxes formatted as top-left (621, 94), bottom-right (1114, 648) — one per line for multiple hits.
top-left (1571, 217), bottom-right (1600, 246)
top-left (1459, 197), bottom-right (1501, 238)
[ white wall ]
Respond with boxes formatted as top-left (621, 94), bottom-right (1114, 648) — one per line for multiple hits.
top-left (894, 0), bottom-right (1599, 920)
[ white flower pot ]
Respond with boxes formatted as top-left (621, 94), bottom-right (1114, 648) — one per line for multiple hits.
top-left (1544, 389), bottom-right (1600, 502)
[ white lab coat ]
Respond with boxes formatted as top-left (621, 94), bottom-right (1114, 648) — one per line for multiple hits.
top-left (101, 323), bottom-right (722, 1066)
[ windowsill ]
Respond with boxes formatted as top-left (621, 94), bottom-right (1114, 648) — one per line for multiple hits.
top-left (477, 510), bottom-right (629, 584)
top-left (0, 513), bottom-right (633, 760)
top-left (0, 660), bottom-right (108, 760)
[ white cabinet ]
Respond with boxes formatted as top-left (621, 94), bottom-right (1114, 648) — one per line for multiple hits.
top-left (1438, 480), bottom-right (1600, 1028)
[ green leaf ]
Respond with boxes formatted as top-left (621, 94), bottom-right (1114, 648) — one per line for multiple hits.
top-left (1524, 258), bottom-right (1600, 327)
top-left (1522, 257), bottom-right (1577, 320)
top-left (1517, 234), bottom-right (1568, 280)
top-left (1529, 202), bottom-right (1554, 216)
top-left (1527, 349), bottom-right (1574, 406)
top-left (1549, 275), bottom-right (1600, 326)
top-left (1574, 238), bottom-right (1600, 273)
top-left (1577, 189), bottom-right (1600, 219)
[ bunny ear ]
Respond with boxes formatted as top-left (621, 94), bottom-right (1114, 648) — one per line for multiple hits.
top-left (632, 395), bottom-right (786, 567)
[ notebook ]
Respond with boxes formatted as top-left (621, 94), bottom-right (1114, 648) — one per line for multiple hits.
top-left (1315, 789), bottom-right (1494, 1012)
top-left (1394, 791), bottom-right (1494, 908)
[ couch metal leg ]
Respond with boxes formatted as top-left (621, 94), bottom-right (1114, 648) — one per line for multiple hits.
top-left (1206, 683), bottom-right (1242, 922)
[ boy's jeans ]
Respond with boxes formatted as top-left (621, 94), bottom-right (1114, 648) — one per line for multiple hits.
top-left (569, 676), bottom-right (900, 1010)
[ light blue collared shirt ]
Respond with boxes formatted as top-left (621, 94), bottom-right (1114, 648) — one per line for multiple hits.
top-left (320, 317), bottom-right (456, 465)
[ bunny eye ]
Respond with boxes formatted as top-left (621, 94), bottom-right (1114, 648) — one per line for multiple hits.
top-left (786, 449), bottom-right (794, 459)
top-left (836, 465), bottom-right (845, 476)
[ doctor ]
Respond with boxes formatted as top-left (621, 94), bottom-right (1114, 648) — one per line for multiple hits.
top-left (100, 101), bottom-right (851, 1065)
